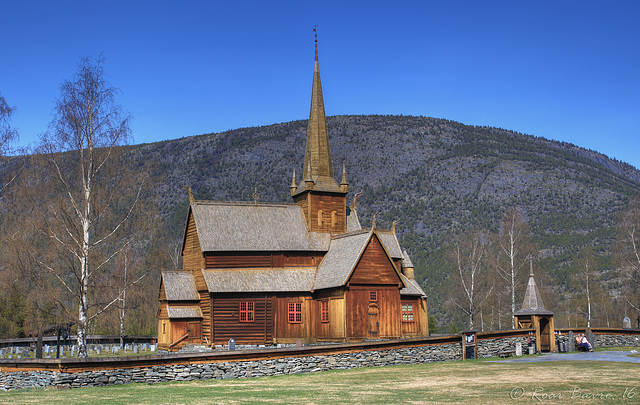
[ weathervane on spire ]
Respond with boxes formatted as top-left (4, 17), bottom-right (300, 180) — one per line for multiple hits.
top-left (313, 24), bottom-right (318, 60)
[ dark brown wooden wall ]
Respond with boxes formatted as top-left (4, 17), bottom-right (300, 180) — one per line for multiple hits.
top-left (211, 294), bottom-right (274, 345)
top-left (294, 191), bottom-right (346, 233)
top-left (346, 287), bottom-right (400, 339)
top-left (349, 235), bottom-right (401, 286)
top-left (183, 211), bottom-right (205, 271)
top-left (308, 193), bottom-right (346, 233)
top-left (274, 295), bottom-right (313, 341)
top-left (401, 298), bottom-right (421, 335)
top-left (205, 252), bottom-right (324, 268)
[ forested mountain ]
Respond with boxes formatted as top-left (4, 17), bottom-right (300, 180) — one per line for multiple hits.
top-left (2, 114), bottom-right (638, 335)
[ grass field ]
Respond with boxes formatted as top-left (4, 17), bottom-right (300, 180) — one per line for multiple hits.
top-left (2, 355), bottom-right (639, 405)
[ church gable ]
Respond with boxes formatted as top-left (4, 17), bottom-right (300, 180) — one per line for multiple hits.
top-left (182, 207), bottom-right (204, 270)
top-left (348, 234), bottom-right (402, 286)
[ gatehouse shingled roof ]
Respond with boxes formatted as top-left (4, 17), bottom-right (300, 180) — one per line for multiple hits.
top-left (203, 268), bottom-right (316, 293)
top-left (162, 271), bottom-right (199, 301)
top-left (515, 273), bottom-right (554, 316)
top-left (190, 202), bottom-right (330, 252)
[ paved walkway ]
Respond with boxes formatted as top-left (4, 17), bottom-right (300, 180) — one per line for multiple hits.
top-left (496, 350), bottom-right (640, 363)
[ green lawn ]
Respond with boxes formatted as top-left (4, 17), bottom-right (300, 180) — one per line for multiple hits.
top-left (2, 357), bottom-right (639, 404)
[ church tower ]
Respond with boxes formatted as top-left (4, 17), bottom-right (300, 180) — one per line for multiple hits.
top-left (291, 29), bottom-right (348, 233)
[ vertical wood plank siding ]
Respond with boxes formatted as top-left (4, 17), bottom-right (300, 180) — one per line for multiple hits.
top-left (349, 235), bottom-right (401, 285)
top-left (274, 294), bottom-right (314, 341)
top-left (183, 212), bottom-right (205, 271)
top-left (308, 193), bottom-right (346, 233)
top-left (346, 287), bottom-right (400, 339)
top-left (401, 298), bottom-right (420, 335)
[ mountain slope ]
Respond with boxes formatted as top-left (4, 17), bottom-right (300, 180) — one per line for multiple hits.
top-left (3, 114), bottom-right (637, 332)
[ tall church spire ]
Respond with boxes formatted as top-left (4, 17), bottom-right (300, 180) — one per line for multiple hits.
top-left (291, 28), bottom-right (348, 233)
top-left (304, 26), bottom-right (333, 180)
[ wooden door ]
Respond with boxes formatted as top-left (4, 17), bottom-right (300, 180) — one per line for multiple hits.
top-left (367, 304), bottom-right (379, 339)
top-left (171, 321), bottom-right (187, 344)
top-left (539, 317), bottom-right (550, 352)
top-left (187, 321), bottom-right (202, 343)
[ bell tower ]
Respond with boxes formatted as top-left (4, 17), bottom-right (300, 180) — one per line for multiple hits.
top-left (291, 27), bottom-right (348, 233)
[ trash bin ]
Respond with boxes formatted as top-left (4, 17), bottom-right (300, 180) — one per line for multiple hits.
top-left (559, 341), bottom-right (566, 353)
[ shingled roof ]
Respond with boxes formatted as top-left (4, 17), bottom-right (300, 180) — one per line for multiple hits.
top-left (400, 274), bottom-right (427, 298)
top-left (203, 268), bottom-right (316, 293)
top-left (313, 230), bottom-right (371, 290)
top-left (377, 230), bottom-right (403, 259)
top-left (162, 271), bottom-right (199, 301)
top-left (191, 202), bottom-right (330, 252)
top-left (515, 273), bottom-right (554, 316)
top-left (313, 229), bottom-right (405, 291)
top-left (167, 306), bottom-right (203, 319)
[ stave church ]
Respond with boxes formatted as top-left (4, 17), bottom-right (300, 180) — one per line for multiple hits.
top-left (157, 37), bottom-right (428, 350)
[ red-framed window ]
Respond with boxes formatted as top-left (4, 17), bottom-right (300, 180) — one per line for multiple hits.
top-left (402, 303), bottom-right (414, 322)
top-left (369, 291), bottom-right (377, 301)
top-left (239, 301), bottom-right (255, 322)
top-left (321, 301), bottom-right (329, 323)
top-left (288, 302), bottom-right (302, 323)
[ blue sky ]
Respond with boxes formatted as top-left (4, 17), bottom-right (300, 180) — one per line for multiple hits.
top-left (2, 1), bottom-right (639, 169)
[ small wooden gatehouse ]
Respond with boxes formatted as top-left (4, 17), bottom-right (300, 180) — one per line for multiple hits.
top-left (157, 40), bottom-right (428, 351)
top-left (514, 269), bottom-right (555, 352)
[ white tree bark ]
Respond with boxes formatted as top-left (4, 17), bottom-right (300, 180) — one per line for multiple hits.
top-left (38, 56), bottom-right (144, 359)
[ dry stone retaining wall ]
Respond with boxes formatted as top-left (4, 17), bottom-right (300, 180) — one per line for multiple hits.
top-left (2, 343), bottom-right (463, 391)
top-left (593, 334), bottom-right (640, 348)
top-left (2, 333), bottom-right (635, 391)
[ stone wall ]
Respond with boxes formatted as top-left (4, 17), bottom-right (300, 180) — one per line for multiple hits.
top-left (477, 337), bottom-right (529, 357)
top-left (5, 332), bottom-right (633, 392)
top-left (3, 343), bottom-right (462, 391)
top-left (593, 334), bottom-right (640, 348)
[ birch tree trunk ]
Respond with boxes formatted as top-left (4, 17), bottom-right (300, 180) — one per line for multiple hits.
top-left (36, 56), bottom-right (144, 359)
top-left (495, 208), bottom-right (534, 329)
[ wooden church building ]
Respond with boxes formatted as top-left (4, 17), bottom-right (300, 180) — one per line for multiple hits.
top-left (157, 40), bottom-right (428, 351)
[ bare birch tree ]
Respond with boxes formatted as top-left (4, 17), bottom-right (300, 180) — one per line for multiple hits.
top-left (448, 231), bottom-right (493, 330)
top-left (0, 93), bottom-right (18, 156)
top-left (0, 93), bottom-right (20, 195)
top-left (614, 197), bottom-right (640, 315)
top-left (570, 249), bottom-right (599, 328)
top-left (36, 56), bottom-right (144, 359)
top-left (495, 208), bottom-right (535, 328)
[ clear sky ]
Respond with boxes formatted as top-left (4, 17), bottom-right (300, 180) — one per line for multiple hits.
top-left (2, 1), bottom-right (639, 169)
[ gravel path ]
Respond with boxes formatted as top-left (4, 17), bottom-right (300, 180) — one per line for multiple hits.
top-left (495, 350), bottom-right (640, 363)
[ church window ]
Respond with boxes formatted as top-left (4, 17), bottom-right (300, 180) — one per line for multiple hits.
top-left (321, 301), bottom-right (329, 323)
top-left (369, 291), bottom-right (377, 301)
top-left (288, 302), bottom-right (302, 323)
top-left (317, 210), bottom-right (324, 227)
top-left (331, 210), bottom-right (337, 228)
top-left (402, 303), bottom-right (414, 322)
top-left (239, 301), bottom-right (255, 322)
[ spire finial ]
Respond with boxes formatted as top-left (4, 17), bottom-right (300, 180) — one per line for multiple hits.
top-left (313, 25), bottom-right (318, 61)
top-left (529, 256), bottom-right (534, 277)
top-left (253, 187), bottom-right (259, 205)
top-left (340, 163), bottom-right (349, 186)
